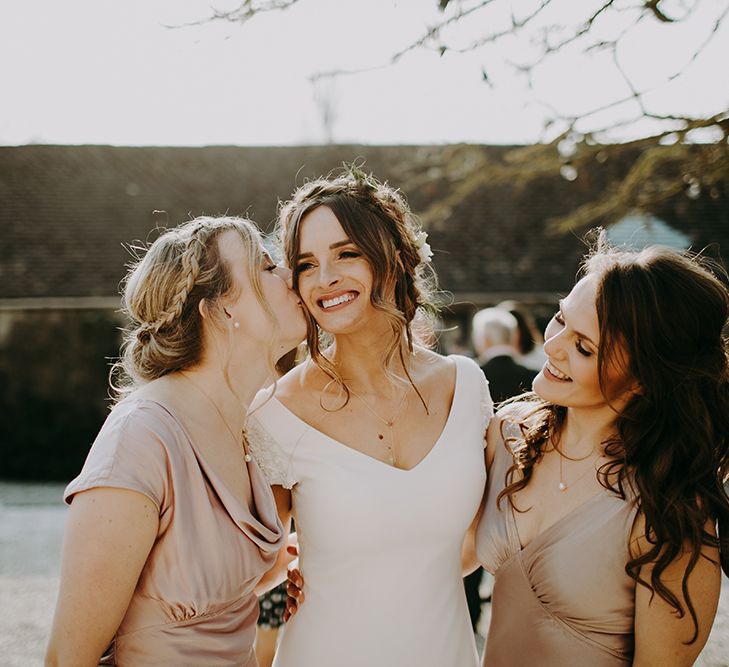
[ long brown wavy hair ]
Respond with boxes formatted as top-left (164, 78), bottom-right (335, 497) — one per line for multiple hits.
top-left (276, 167), bottom-right (439, 403)
top-left (498, 231), bottom-right (729, 642)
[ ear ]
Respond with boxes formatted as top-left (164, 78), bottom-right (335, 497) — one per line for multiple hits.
top-left (198, 298), bottom-right (209, 320)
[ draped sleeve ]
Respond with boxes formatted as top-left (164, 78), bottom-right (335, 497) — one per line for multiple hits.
top-left (64, 400), bottom-right (171, 511)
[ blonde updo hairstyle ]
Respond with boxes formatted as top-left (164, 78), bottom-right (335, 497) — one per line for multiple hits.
top-left (277, 167), bottom-right (439, 404)
top-left (115, 216), bottom-right (277, 394)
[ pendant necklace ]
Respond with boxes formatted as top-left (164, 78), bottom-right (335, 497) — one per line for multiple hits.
top-left (346, 385), bottom-right (409, 467)
top-left (557, 450), bottom-right (596, 492)
top-left (181, 372), bottom-right (252, 463)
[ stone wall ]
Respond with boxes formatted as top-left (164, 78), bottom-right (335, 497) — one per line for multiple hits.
top-left (0, 309), bottom-right (122, 481)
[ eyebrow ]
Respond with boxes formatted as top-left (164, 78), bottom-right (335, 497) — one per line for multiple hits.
top-left (297, 239), bottom-right (354, 260)
top-left (558, 299), bottom-right (598, 348)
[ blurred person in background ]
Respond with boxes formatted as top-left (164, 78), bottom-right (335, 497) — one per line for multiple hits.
top-left (472, 307), bottom-right (537, 403)
top-left (497, 299), bottom-right (547, 372)
top-left (465, 307), bottom-right (537, 633)
top-left (46, 217), bottom-right (305, 667)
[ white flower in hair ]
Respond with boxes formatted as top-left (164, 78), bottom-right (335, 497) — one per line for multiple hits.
top-left (412, 230), bottom-right (433, 264)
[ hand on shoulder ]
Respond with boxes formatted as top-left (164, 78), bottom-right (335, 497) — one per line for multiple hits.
top-left (494, 399), bottom-right (534, 424)
top-left (485, 400), bottom-right (532, 470)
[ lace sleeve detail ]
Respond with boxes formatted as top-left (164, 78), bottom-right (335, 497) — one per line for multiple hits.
top-left (246, 417), bottom-right (295, 489)
top-left (480, 373), bottom-right (495, 441)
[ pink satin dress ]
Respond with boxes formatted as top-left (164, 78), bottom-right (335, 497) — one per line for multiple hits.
top-left (65, 398), bottom-right (284, 666)
top-left (476, 421), bottom-right (639, 666)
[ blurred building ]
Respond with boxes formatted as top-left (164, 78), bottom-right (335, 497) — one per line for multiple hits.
top-left (1, 144), bottom-right (727, 479)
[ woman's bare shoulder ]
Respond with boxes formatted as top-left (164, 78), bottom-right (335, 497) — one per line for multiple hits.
top-left (274, 361), bottom-right (320, 406)
top-left (412, 347), bottom-right (457, 382)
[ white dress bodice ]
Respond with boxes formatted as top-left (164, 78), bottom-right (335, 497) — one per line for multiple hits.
top-left (248, 355), bottom-right (493, 667)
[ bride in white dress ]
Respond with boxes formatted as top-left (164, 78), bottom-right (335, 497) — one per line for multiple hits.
top-left (248, 169), bottom-right (493, 667)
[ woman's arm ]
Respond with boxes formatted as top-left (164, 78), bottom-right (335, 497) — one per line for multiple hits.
top-left (461, 508), bottom-right (483, 576)
top-left (256, 485), bottom-right (304, 620)
top-left (632, 519), bottom-right (721, 667)
top-left (45, 487), bottom-right (159, 667)
top-left (461, 414), bottom-right (504, 575)
top-left (254, 485), bottom-right (294, 596)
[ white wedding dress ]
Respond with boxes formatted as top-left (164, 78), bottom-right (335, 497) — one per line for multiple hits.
top-left (248, 355), bottom-right (492, 667)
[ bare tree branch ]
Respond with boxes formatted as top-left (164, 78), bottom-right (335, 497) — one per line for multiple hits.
top-left (523, 0), bottom-right (619, 59)
top-left (643, 0), bottom-right (677, 23)
top-left (447, 0), bottom-right (553, 54)
top-left (310, 0), bottom-right (501, 81)
top-left (667, 2), bottom-right (729, 81)
top-left (199, 0), bottom-right (729, 233)
top-left (167, 0), bottom-right (302, 29)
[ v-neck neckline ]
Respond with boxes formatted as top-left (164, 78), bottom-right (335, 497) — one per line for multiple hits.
top-left (270, 356), bottom-right (463, 473)
top-left (508, 488), bottom-right (607, 553)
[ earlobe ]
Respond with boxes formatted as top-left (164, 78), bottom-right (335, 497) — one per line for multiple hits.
top-left (221, 306), bottom-right (240, 329)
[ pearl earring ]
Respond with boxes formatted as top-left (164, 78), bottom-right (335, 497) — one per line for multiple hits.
top-left (233, 321), bottom-right (240, 329)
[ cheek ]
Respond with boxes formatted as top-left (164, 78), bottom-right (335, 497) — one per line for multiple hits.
top-left (271, 277), bottom-right (295, 307)
top-left (353, 261), bottom-right (374, 287)
top-left (294, 270), bottom-right (310, 292)
top-left (296, 276), bottom-right (316, 306)
top-left (256, 274), bottom-right (281, 306)
top-left (570, 356), bottom-right (601, 392)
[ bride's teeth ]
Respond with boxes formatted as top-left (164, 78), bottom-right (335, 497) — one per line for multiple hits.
top-left (548, 362), bottom-right (570, 380)
top-left (322, 293), bottom-right (355, 309)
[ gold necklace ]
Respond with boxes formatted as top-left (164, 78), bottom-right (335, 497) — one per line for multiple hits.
top-left (557, 450), bottom-right (596, 492)
top-left (346, 385), bottom-right (409, 467)
top-left (181, 372), bottom-right (252, 463)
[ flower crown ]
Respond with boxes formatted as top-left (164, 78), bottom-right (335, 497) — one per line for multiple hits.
top-left (411, 230), bottom-right (433, 265)
top-left (348, 165), bottom-right (432, 266)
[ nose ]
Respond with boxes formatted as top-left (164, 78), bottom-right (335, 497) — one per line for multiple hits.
top-left (543, 326), bottom-right (567, 360)
top-left (274, 265), bottom-right (293, 289)
top-left (318, 260), bottom-right (340, 287)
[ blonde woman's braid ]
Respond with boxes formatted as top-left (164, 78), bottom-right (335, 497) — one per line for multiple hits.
top-left (153, 237), bottom-right (203, 332)
top-left (114, 215), bottom-right (272, 394)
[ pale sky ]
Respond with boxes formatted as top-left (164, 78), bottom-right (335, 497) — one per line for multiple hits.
top-left (1, 0), bottom-right (727, 146)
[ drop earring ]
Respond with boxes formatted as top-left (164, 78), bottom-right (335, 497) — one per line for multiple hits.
top-left (233, 322), bottom-right (240, 329)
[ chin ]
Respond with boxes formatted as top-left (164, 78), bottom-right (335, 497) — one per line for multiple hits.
top-left (312, 313), bottom-right (355, 333)
top-left (531, 373), bottom-right (560, 402)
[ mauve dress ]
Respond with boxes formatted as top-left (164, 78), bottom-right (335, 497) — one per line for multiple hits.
top-left (65, 398), bottom-right (284, 667)
top-left (475, 422), bottom-right (639, 667)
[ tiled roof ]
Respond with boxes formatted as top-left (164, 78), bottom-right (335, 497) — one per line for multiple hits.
top-left (1, 144), bottom-right (726, 301)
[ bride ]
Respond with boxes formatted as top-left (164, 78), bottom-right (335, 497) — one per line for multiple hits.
top-left (248, 168), bottom-right (493, 667)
